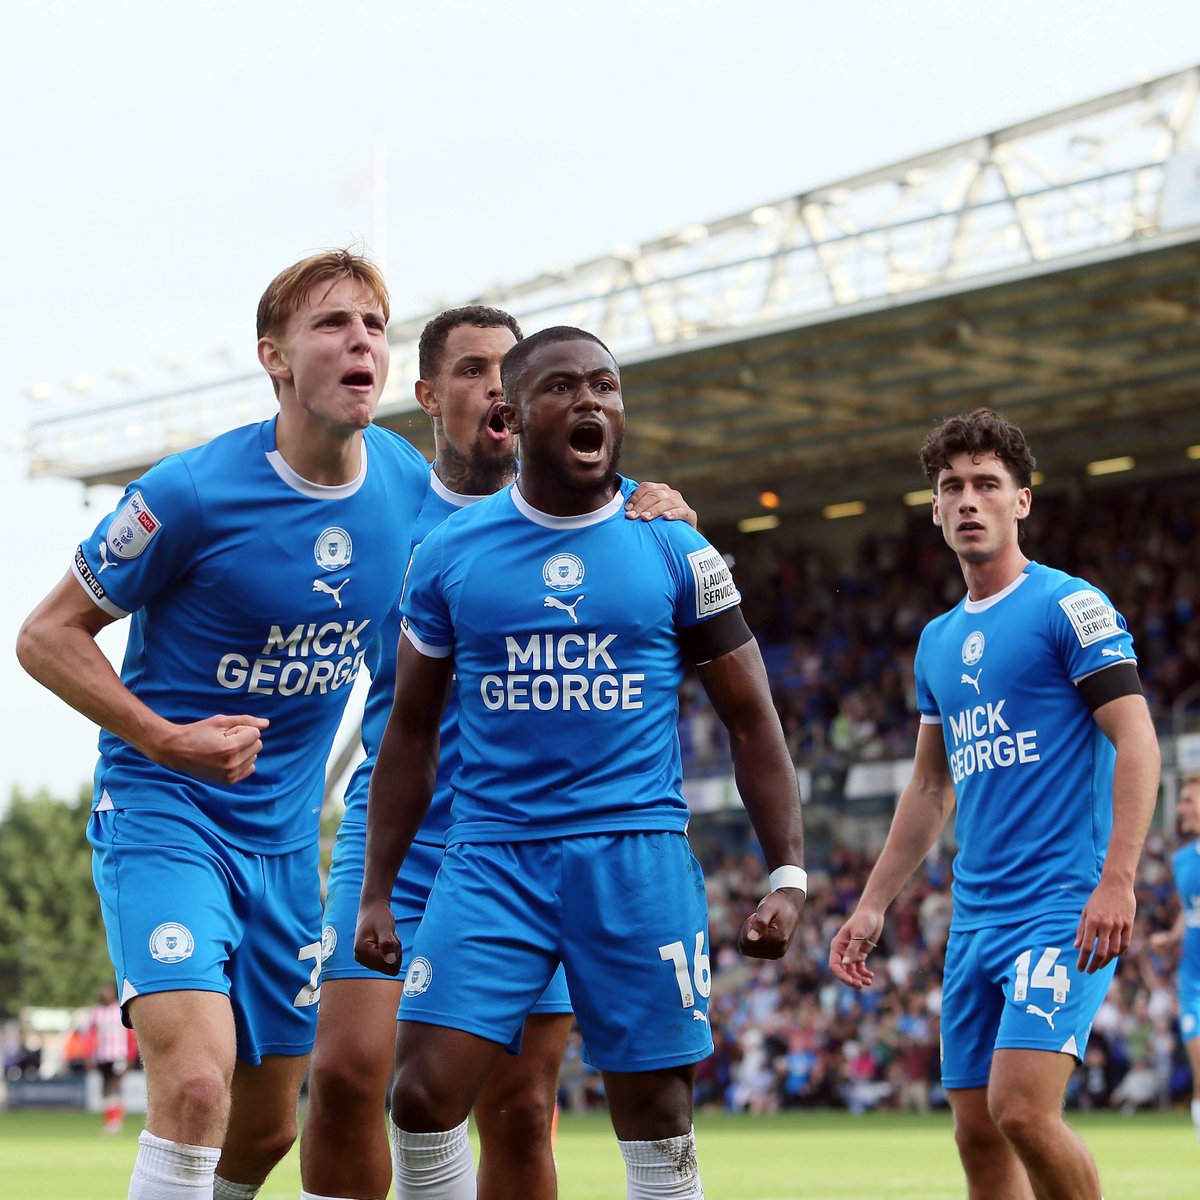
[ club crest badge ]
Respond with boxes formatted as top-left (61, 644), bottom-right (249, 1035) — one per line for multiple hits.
top-left (320, 925), bottom-right (338, 962)
top-left (106, 491), bottom-right (161, 561)
top-left (404, 956), bottom-right (433, 997)
top-left (315, 527), bottom-right (353, 571)
top-left (148, 922), bottom-right (195, 964)
top-left (542, 553), bottom-right (585, 591)
top-left (961, 631), bottom-right (985, 666)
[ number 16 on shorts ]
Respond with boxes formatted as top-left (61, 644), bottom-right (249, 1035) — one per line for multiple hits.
top-left (659, 931), bottom-right (711, 1009)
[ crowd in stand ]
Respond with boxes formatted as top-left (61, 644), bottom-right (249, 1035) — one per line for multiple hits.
top-left (680, 478), bottom-right (1200, 776)
top-left (578, 476), bottom-right (1200, 1114)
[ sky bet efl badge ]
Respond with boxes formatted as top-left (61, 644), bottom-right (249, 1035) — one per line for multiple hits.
top-left (105, 491), bottom-right (161, 561)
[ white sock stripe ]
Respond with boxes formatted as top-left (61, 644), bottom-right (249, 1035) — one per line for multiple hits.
top-left (212, 1176), bottom-right (260, 1199)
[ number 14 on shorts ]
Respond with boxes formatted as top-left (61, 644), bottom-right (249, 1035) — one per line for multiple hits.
top-left (1013, 947), bottom-right (1071, 1005)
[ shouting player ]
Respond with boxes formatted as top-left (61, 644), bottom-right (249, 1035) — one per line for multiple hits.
top-left (1150, 773), bottom-right (1200, 1141)
top-left (17, 251), bottom-right (429, 1200)
top-left (301, 307), bottom-right (694, 1200)
top-left (356, 326), bottom-right (807, 1200)
top-left (830, 409), bottom-right (1160, 1200)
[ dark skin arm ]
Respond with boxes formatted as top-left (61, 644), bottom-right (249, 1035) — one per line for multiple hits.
top-left (696, 638), bottom-right (806, 959)
top-left (354, 639), bottom-right (452, 975)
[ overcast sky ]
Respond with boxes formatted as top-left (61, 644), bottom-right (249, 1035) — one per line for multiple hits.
top-left (3, 0), bottom-right (1199, 804)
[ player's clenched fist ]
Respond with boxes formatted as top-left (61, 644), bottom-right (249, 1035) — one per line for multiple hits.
top-left (152, 713), bottom-right (269, 785)
top-left (738, 888), bottom-right (805, 960)
top-left (354, 899), bottom-right (402, 976)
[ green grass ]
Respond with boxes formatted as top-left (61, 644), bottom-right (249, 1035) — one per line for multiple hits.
top-left (1, 1108), bottom-right (1196, 1198)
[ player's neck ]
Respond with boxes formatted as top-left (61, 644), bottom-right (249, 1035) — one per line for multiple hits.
top-left (434, 444), bottom-right (515, 497)
top-left (958, 545), bottom-right (1030, 602)
top-left (274, 413), bottom-right (365, 486)
top-left (515, 472), bottom-right (618, 517)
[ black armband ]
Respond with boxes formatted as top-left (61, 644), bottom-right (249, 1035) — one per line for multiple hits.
top-left (1076, 661), bottom-right (1142, 712)
top-left (678, 606), bottom-right (753, 666)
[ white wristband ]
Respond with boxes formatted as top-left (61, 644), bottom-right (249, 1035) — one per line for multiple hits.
top-left (768, 865), bottom-right (807, 895)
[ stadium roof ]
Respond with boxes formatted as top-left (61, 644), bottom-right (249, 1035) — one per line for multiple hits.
top-left (25, 66), bottom-right (1200, 526)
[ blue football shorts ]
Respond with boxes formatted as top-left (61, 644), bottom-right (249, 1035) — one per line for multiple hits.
top-left (1179, 969), bottom-right (1200, 1043)
top-left (320, 821), bottom-right (571, 1015)
top-left (940, 911), bottom-right (1116, 1090)
top-left (89, 807), bottom-right (322, 1065)
top-left (399, 830), bottom-right (713, 1073)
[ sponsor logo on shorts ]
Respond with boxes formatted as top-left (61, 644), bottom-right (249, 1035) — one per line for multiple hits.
top-left (1058, 589), bottom-right (1120, 648)
top-left (1026, 1003), bottom-right (1060, 1030)
top-left (106, 491), bottom-right (161, 561)
top-left (542, 553), bottom-right (585, 591)
top-left (320, 925), bottom-right (337, 962)
top-left (148, 922), bottom-right (195, 964)
top-left (315, 527), bottom-right (353, 571)
top-left (403, 956), bottom-right (433, 996)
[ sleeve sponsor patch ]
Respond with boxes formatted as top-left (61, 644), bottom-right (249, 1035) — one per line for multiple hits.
top-left (1057, 588), bottom-right (1120, 647)
top-left (105, 490), bottom-right (161, 561)
top-left (687, 546), bottom-right (741, 620)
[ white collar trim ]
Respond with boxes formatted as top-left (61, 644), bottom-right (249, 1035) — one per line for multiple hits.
top-left (428, 468), bottom-right (489, 509)
top-left (265, 441), bottom-right (368, 500)
top-left (509, 484), bottom-right (624, 529)
top-left (963, 568), bottom-right (1030, 613)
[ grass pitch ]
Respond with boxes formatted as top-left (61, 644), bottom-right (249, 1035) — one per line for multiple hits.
top-left (1, 1108), bottom-right (1195, 1198)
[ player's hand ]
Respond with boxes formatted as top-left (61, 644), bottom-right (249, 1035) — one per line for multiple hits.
top-left (829, 906), bottom-right (885, 988)
top-left (1075, 875), bottom-right (1135, 972)
top-left (152, 714), bottom-right (269, 785)
top-left (354, 899), bottom-right (402, 976)
top-left (625, 481), bottom-right (697, 527)
top-left (1147, 930), bottom-right (1173, 953)
top-left (738, 887), bottom-right (805, 960)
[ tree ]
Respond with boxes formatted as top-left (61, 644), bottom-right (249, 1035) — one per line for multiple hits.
top-left (0, 787), bottom-right (111, 1014)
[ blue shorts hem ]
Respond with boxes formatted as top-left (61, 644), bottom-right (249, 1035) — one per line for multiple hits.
top-left (941, 1075), bottom-right (990, 1090)
top-left (529, 1000), bottom-right (574, 1017)
top-left (318, 964), bottom-right (402, 984)
top-left (583, 1043), bottom-right (713, 1073)
top-left (126, 979), bottom-right (231, 999)
top-left (398, 1011), bottom-right (511, 1047)
top-left (992, 1038), bottom-right (1083, 1062)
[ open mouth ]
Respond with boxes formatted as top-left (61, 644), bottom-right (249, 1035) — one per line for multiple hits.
top-left (569, 421), bottom-right (605, 461)
top-left (341, 368), bottom-right (374, 389)
top-left (958, 521), bottom-right (984, 534)
top-left (485, 401), bottom-right (509, 441)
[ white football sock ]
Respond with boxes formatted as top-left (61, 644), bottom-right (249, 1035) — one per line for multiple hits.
top-left (389, 1118), bottom-right (475, 1198)
top-left (618, 1127), bottom-right (705, 1198)
top-left (213, 1178), bottom-right (260, 1199)
top-left (300, 1192), bottom-right (357, 1199)
top-left (128, 1131), bottom-right (221, 1199)
top-left (1192, 1097), bottom-right (1200, 1141)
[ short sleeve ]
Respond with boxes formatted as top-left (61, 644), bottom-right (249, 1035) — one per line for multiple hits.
top-left (1049, 581), bottom-right (1136, 683)
top-left (71, 456), bottom-right (201, 619)
top-left (661, 526), bottom-right (742, 630)
top-left (914, 626), bottom-right (940, 724)
top-left (399, 532), bottom-right (453, 659)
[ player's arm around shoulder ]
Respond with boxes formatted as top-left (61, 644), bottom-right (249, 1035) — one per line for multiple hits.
top-left (829, 720), bottom-right (955, 988)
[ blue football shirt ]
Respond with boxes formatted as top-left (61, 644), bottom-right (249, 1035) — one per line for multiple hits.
top-left (1171, 840), bottom-right (1200, 989)
top-left (400, 478), bottom-right (743, 844)
top-left (914, 562), bottom-right (1136, 929)
top-left (72, 419), bottom-right (428, 852)
top-left (340, 469), bottom-right (481, 843)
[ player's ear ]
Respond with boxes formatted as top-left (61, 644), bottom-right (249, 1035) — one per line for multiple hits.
top-left (1016, 487), bottom-right (1032, 519)
top-left (258, 335), bottom-right (292, 386)
top-left (500, 401), bottom-right (522, 435)
top-left (415, 378), bottom-right (441, 419)
top-left (931, 494), bottom-right (942, 527)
